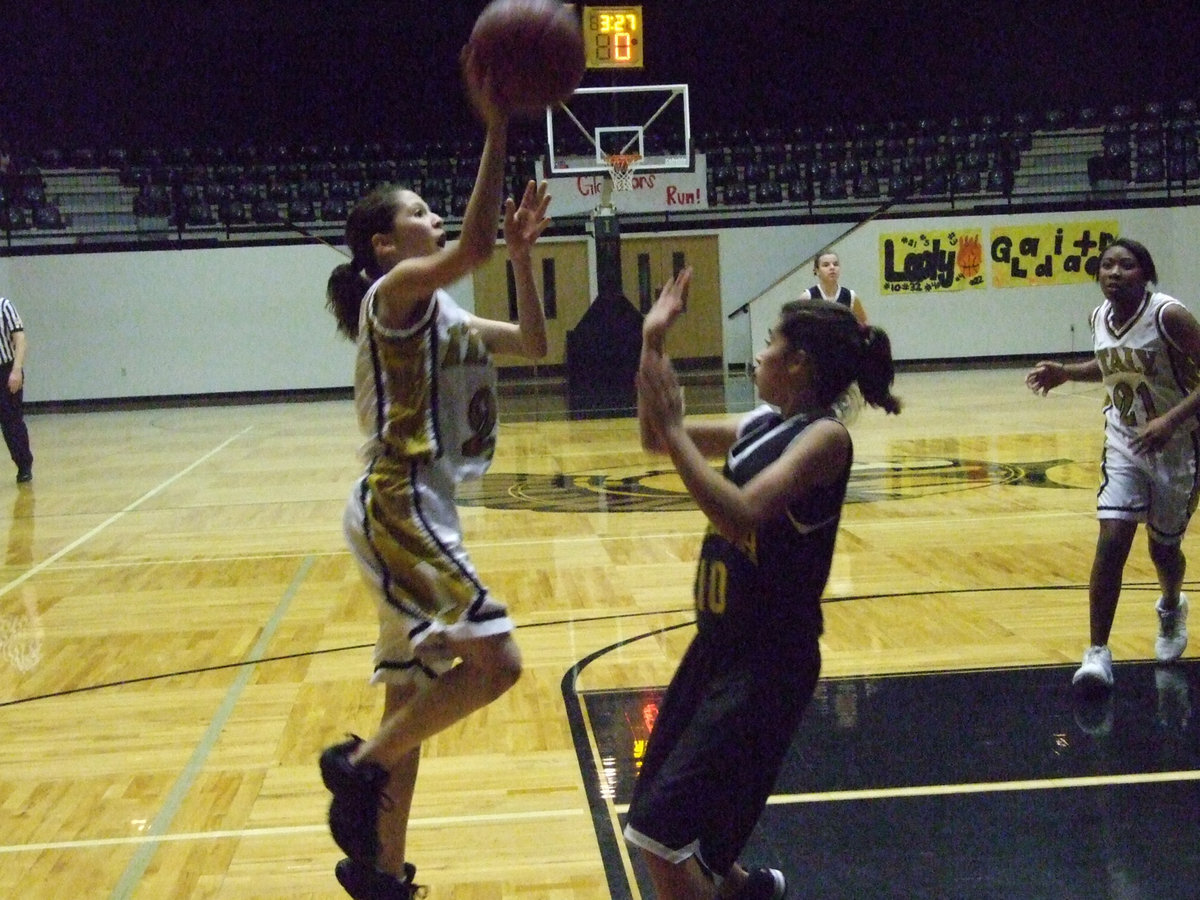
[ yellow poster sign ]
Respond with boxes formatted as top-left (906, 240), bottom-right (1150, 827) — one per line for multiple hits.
top-left (990, 221), bottom-right (1118, 287)
top-left (880, 230), bottom-right (985, 293)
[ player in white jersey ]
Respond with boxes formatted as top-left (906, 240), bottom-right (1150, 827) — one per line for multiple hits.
top-left (1027, 238), bottom-right (1200, 694)
top-left (316, 62), bottom-right (551, 900)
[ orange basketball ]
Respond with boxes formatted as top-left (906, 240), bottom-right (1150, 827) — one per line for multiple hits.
top-left (465, 0), bottom-right (586, 116)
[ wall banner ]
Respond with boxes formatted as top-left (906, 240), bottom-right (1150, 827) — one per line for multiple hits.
top-left (989, 221), bottom-right (1118, 287)
top-left (538, 155), bottom-right (709, 217)
top-left (879, 230), bottom-right (985, 293)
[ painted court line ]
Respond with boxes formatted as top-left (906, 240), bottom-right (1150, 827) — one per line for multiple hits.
top-left (0, 808), bottom-right (585, 855)
top-left (0, 426), bottom-right (254, 599)
top-left (108, 555), bottom-right (314, 899)
top-left (612, 769), bottom-right (1200, 814)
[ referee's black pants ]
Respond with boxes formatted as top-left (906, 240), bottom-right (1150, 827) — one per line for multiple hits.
top-left (0, 362), bottom-right (33, 475)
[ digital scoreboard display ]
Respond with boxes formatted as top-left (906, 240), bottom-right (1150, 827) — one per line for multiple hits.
top-left (582, 6), bottom-right (643, 69)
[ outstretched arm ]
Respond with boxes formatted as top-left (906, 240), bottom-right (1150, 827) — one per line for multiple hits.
top-left (374, 57), bottom-right (510, 329)
top-left (1025, 357), bottom-right (1102, 394)
top-left (637, 268), bottom-right (738, 457)
top-left (639, 348), bottom-right (850, 542)
top-left (472, 180), bottom-right (551, 359)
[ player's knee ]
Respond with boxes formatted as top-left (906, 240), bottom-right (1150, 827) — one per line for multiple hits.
top-left (471, 635), bottom-right (523, 698)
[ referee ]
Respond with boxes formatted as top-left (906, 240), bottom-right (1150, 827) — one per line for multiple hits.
top-left (0, 296), bottom-right (33, 483)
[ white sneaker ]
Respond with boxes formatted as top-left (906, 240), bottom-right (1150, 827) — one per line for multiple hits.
top-left (1072, 645), bottom-right (1114, 693)
top-left (1155, 594), bottom-right (1189, 662)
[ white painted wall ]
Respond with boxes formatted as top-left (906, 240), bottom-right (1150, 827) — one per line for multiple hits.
top-left (742, 205), bottom-right (1200, 370)
top-left (2, 203), bottom-right (1197, 403)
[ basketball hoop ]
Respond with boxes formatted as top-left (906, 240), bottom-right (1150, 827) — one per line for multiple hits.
top-left (606, 153), bottom-right (642, 192)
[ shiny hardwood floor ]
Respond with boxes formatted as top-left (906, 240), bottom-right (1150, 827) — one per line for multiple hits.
top-left (0, 365), bottom-right (1191, 899)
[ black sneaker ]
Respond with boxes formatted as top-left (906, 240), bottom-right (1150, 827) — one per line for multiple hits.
top-left (731, 867), bottom-right (786, 900)
top-left (335, 858), bottom-right (425, 900)
top-left (320, 735), bottom-right (391, 864)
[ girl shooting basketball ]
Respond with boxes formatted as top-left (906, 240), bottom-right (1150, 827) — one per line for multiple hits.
top-left (317, 54), bottom-right (552, 900)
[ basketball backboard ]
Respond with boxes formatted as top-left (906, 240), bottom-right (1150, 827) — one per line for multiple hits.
top-left (545, 83), bottom-right (692, 176)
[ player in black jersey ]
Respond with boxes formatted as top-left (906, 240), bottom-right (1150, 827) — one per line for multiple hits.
top-left (626, 269), bottom-right (901, 900)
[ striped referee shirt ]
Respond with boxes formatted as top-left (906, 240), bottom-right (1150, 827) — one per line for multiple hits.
top-left (0, 297), bottom-right (25, 365)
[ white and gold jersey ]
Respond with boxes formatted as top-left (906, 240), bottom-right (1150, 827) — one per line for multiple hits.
top-left (1092, 290), bottom-right (1200, 444)
top-left (354, 284), bottom-right (498, 482)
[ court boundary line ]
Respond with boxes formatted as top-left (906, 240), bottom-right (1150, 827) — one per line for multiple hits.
top-left (0, 808), bottom-right (584, 856)
top-left (0, 426), bottom-right (254, 600)
top-left (108, 555), bottom-right (314, 898)
top-left (609, 769), bottom-right (1200, 814)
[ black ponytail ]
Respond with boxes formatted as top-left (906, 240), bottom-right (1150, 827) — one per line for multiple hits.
top-left (778, 298), bottom-right (902, 415)
top-left (324, 184), bottom-right (404, 341)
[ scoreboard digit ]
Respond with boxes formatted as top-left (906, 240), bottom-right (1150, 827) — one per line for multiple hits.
top-left (582, 6), bottom-right (644, 69)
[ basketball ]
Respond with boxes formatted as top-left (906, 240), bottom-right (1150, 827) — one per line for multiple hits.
top-left (466, 0), bottom-right (586, 116)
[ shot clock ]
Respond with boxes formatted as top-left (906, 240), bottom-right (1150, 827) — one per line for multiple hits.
top-left (582, 6), bottom-right (643, 69)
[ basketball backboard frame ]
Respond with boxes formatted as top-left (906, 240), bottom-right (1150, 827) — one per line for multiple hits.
top-left (545, 83), bottom-right (692, 176)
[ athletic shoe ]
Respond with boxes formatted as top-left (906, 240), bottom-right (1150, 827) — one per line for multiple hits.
top-left (320, 735), bottom-right (391, 864)
top-left (15, 468), bottom-right (31, 484)
top-left (731, 867), bottom-right (787, 900)
top-left (335, 858), bottom-right (425, 900)
top-left (1155, 594), bottom-right (1189, 662)
top-left (1072, 645), bottom-right (1114, 694)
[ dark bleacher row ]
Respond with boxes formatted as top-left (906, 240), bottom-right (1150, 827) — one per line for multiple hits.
top-left (3, 98), bottom-right (1199, 237)
top-left (700, 99), bottom-right (1200, 206)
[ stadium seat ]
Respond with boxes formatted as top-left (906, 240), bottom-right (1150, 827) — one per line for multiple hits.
top-left (853, 174), bottom-right (880, 198)
top-left (251, 199), bottom-right (282, 224)
top-left (920, 172), bottom-right (948, 196)
top-left (32, 204), bottom-right (65, 229)
top-left (1134, 158), bottom-right (1165, 183)
top-left (286, 199), bottom-right (316, 222)
top-left (185, 202), bottom-right (217, 227)
top-left (319, 198), bottom-right (349, 221)
top-left (219, 200), bottom-right (248, 225)
top-left (1167, 152), bottom-right (1200, 184)
top-left (887, 172), bottom-right (914, 198)
top-left (1, 206), bottom-right (32, 231)
top-left (987, 167), bottom-right (1015, 194)
top-left (782, 178), bottom-right (812, 204)
top-left (754, 180), bottom-right (782, 204)
top-left (952, 170), bottom-right (981, 194)
top-left (204, 182), bottom-right (232, 204)
top-left (820, 175), bottom-right (847, 200)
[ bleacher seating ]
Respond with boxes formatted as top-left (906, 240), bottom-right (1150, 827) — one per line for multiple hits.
top-left (4, 94), bottom-right (1198, 243)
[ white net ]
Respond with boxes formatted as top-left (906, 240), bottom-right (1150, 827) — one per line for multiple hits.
top-left (606, 154), bottom-right (641, 192)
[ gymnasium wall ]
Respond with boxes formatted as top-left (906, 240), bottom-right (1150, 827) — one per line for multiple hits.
top-left (731, 204), bottom-right (1200, 374)
top-left (2, 203), bottom-right (1198, 403)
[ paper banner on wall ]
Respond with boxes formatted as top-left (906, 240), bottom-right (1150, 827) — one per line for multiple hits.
top-left (879, 230), bottom-right (985, 293)
top-left (989, 221), bottom-right (1119, 287)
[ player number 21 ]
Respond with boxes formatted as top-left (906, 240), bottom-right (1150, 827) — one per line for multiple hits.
top-left (1111, 380), bottom-right (1158, 427)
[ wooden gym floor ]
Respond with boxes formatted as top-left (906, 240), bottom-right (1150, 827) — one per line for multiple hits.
top-left (0, 365), bottom-right (1197, 899)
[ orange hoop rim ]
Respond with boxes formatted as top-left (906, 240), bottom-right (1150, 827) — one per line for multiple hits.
top-left (605, 152), bottom-right (643, 172)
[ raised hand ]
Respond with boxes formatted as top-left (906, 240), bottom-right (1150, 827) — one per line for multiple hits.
top-left (503, 180), bottom-right (551, 259)
top-left (643, 266), bottom-right (693, 354)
